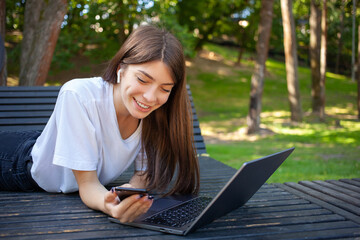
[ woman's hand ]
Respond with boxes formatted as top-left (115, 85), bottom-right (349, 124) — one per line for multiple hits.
top-left (73, 170), bottom-right (153, 222)
top-left (104, 187), bottom-right (153, 222)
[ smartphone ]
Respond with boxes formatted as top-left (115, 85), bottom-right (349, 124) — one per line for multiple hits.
top-left (114, 187), bottom-right (148, 201)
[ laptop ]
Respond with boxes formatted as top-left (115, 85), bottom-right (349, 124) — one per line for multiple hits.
top-left (109, 147), bottom-right (294, 235)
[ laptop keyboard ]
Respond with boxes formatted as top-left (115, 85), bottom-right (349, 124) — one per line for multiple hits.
top-left (144, 196), bottom-right (212, 228)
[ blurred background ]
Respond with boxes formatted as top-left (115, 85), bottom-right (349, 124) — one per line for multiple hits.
top-left (1, 0), bottom-right (359, 183)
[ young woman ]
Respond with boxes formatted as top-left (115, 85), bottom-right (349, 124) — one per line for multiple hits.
top-left (0, 25), bottom-right (200, 223)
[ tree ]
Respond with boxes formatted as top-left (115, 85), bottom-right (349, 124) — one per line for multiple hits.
top-left (309, 0), bottom-right (322, 117)
top-left (280, 0), bottom-right (302, 122)
top-left (309, 0), bottom-right (327, 121)
top-left (319, 0), bottom-right (327, 121)
top-left (352, 0), bottom-right (357, 82)
top-left (247, 0), bottom-right (275, 134)
top-left (335, 0), bottom-right (346, 74)
top-left (236, 23), bottom-right (248, 65)
top-left (358, 23), bottom-right (360, 120)
top-left (19, 0), bottom-right (67, 86)
top-left (0, 0), bottom-right (6, 86)
top-left (292, 0), bottom-right (354, 76)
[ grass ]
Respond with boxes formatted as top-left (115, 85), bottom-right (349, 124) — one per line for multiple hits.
top-left (187, 43), bottom-right (360, 183)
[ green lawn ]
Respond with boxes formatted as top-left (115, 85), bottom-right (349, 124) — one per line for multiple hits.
top-left (188, 43), bottom-right (360, 183)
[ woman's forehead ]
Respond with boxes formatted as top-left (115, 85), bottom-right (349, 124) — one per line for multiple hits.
top-left (128, 61), bottom-right (174, 84)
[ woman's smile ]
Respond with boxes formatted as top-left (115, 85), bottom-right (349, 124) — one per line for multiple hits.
top-left (134, 97), bottom-right (151, 111)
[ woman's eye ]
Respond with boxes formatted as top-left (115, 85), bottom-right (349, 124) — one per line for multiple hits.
top-left (162, 88), bottom-right (171, 93)
top-left (137, 77), bottom-right (146, 83)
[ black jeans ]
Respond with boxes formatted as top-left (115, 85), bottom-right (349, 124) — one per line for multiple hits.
top-left (0, 130), bottom-right (42, 191)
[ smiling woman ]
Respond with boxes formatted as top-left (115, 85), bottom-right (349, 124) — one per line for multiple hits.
top-left (102, 25), bottom-right (199, 197)
top-left (0, 25), bottom-right (200, 224)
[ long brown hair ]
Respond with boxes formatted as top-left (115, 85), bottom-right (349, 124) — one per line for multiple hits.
top-left (102, 25), bottom-right (200, 195)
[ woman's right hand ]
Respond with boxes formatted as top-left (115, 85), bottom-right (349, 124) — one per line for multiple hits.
top-left (104, 188), bottom-right (153, 222)
top-left (73, 170), bottom-right (153, 222)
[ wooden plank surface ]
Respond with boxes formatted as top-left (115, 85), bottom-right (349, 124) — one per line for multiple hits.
top-left (299, 180), bottom-right (360, 207)
top-left (1, 157), bottom-right (359, 239)
top-left (277, 181), bottom-right (360, 225)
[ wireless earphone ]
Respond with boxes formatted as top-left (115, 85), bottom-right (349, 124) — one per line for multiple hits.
top-left (117, 69), bottom-right (122, 84)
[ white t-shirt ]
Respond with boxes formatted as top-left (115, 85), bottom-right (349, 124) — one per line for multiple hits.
top-left (31, 77), bottom-right (146, 193)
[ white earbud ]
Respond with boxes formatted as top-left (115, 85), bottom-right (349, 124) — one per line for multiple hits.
top-left (117, 69), bottom-right (122, 84)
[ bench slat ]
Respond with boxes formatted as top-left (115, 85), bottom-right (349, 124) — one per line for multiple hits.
top-left (0, 118), bottom-right (50, 125)
top-left (0, 125), bottom-right (46, 131)
top-left (0, 91), bottom-right (59, 98)
top-left (0, 98), bottom-right (57, 105)
top-left (0, 86), bottom-right (61, 92)
top-left (0, 111), bottom-right (54, 118)
top-left (0, 104), bottom-right (56, 111)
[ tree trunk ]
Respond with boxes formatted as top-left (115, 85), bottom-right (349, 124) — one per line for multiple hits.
top-left (310, 0), bottom-right (322, 116)
top-left (335, 0), bottom-right (346, 74)
top-left (357, 24), bottom-right (360, 120)
top-left (319, 0), bottom-right (327, 121)
top-left (236, 47), bottom-right (245, 65)
top-left (19, 0), bottom-right (68, 86)
top-left (280, 0), bottom-right (302, 122)
top-left (0, 0), bottom-right (6, 86)
top-left (351, 0), bottom-right (357, 82)
top-left (246, 0), bottom-right (275, 134)
top-left (236, 28), bottom-right (247, 65)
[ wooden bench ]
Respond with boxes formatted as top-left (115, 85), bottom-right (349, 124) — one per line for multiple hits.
top-left (0, 85), bottom-right (359, 239)
top-left (0, 85), bottom-right (207, 155)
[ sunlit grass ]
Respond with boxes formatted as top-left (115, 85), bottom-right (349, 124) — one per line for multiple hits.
top-left (189, 43), bottom-right (360, 183)
top-left (206, 141), bottom-right (360, 183)
top-left (6, 75), bottom-right (19, 86)
top-left (326, 72), bottom-right (348, 81)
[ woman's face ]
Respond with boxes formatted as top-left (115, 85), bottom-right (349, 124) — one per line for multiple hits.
top-left (116, 60), bottom-right (174, 119)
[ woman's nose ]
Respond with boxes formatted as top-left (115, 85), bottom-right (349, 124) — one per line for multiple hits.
top-left (143, 87), bottom-right (157, 103)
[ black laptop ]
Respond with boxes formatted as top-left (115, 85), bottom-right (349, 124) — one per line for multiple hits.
top-left (109, 147), bottom-right (294, 235)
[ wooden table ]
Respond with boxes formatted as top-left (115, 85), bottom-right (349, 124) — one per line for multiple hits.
top-left (1, 156), bottom-right (359, 239)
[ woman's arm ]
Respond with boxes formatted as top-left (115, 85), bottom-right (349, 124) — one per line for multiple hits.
top-left (72, 170), bottom-right (153, 222)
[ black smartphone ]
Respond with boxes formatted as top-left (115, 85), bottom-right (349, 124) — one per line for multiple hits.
top-left (114, 187), bottom-right (148, 201)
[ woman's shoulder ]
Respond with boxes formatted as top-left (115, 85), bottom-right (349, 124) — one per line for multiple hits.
top-left (60, 77), bottom-right (111, 98)
top-left (61, 77), bottom-right (104, 90)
